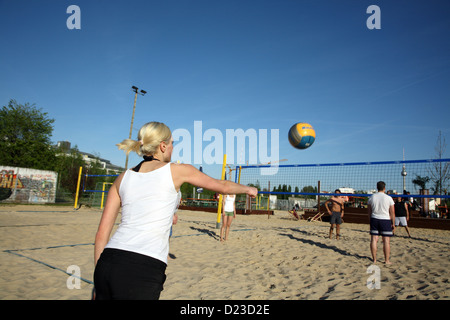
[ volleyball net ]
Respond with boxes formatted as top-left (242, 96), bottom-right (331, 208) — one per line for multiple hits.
top-left (73, 159), bottom-right (450, 213)
top-left (74, 167), bottom-right (118, 208)
top-left (235, 158), bottom-right (450, 211)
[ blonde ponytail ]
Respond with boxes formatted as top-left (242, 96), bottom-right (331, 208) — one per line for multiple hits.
top-left (116, 122), bottom-right (172, 157)
top-left (116, 139), bottom-right (141, 155)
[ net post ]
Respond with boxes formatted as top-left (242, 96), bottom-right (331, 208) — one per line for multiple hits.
top-left (216, 154), bottom-right (227, 229)
top-left (317, 180), bottom-right (321, 213)
top-left (267, 181), bottom-right (271, 219)
top-left (238, 166), bottom-right (242, 184)
top-left (74, 166), bottom-right (83, 209)
top-left (101, 182), bottom-right (106, 209)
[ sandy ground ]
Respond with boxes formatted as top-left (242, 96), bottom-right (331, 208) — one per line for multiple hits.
top-left (0, 204), bottom-right (449, 300)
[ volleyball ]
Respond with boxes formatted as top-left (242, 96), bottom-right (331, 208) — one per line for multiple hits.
top-left (288, 122), bottom-right (316, 149)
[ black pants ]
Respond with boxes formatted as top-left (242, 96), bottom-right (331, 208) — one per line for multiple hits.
top-left (94, 248), bottom-right (167, 300)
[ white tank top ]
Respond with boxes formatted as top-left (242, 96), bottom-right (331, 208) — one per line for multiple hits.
top-left (224, 195), bottom-right (236, 212)
top-left (105, 163), bottom-right (180, 264)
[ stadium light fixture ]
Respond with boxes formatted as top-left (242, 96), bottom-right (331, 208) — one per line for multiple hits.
top-left (125, 85), bottom-right (148, 169)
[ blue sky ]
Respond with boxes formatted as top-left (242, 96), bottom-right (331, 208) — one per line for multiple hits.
top-left (1, 0), bottom-right (449, 179)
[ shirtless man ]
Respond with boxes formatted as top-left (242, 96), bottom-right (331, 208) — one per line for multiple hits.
top-left (325, 189), bottom-right (345, 239)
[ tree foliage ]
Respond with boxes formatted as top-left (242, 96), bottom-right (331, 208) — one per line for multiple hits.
top-left (0, 100), bottom-right (56, 170)
top-left (412, 175), bottom-right (430, 190)
top-left (428, 131), bottom-right (449, 195)
top-left (53, 145), bottom-right (86, 197)
top-left (0, 100), bottom-right (115, 199)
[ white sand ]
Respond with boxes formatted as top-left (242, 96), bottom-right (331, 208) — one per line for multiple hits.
top-left (0, 205), bottom-right (449, 300)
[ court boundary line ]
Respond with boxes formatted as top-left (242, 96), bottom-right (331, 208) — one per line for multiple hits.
top-left (3, 248), bottom-right (94, 285)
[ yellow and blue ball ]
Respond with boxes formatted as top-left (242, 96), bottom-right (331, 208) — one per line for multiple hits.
top-left (288, 122), bottom-right (316, 150)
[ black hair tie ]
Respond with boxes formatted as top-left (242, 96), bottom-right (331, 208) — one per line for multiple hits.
top-left (132, 155), bottom-right (160, 172)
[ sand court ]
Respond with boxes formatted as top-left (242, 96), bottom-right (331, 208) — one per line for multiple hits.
top-left (0, 205), bottom-right (449, 300)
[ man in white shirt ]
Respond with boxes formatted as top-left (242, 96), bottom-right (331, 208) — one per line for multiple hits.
top-left (368, 181), bottom-right (395, 265)
top-left (429, 198), bottom-right (437, 216)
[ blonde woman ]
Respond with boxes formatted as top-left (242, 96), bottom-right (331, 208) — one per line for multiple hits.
top-left (220, 194), bottom-right (236, 242)
top-left (93, 122), bottom-right (257, 300)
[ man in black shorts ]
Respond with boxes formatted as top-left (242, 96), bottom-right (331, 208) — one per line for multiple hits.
top-left (368, 181), bottom-right (395, 265)
top-left (393, 196), bottom-right (411, 237)
top-left (325, 189), bottom-right (345, 239)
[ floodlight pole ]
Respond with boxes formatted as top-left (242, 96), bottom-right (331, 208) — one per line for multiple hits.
top-left (125, 86), bottom-right (146, 170)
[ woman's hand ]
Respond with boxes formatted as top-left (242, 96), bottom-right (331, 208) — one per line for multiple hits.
top-left (247, 186), bottom-right (258, 198)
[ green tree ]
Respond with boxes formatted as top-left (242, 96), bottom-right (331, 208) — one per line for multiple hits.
top-left (0, 100), bottom-right (56, 170)
top-left (301, 185), bottom-right (318, 199)
top-left (412, 175), bottom-right (430, 190)
top-left (53, 146), bottom-right (85, 197)
top-left (247, 180), bottom-right (261, 192)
